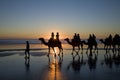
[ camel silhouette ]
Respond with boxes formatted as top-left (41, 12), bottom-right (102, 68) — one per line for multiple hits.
top-left (83, 34), bottom-right (98, 54)
top-left (39, 38), bottom-right (63, 56)
top-left (99, 38), bottom-right (112, 52)
top-left (83, 39), bottom-right (98, 54)
top-left (112, 34), bottom-right (120, 53)
top-left (64, 38), bottom-right (83, 51)
top-left (99, 35), bottom-right (113, 52)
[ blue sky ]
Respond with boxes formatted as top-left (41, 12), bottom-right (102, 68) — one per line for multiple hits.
top-left (0, 0), bottom-right (120, 39)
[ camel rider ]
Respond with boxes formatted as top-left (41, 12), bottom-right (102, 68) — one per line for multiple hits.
top-left (108, 34), bottom-right (112, 40)
top-left (92, 34), bottom-right (96, 42)
top-left (108, 34), bottom-right (112, 43)
top-left (88, 34), bottom-right (92, 43)
top-left (72, 33), bottom-right (77, 43)
top-left (77, 33), bottom-right (81, 43)
top-left (92, 34), bottom-right (96, 39)
top-left (56, 32), bottom-right (60, 42)
top-left (49, 32), bottom-right (54, 43)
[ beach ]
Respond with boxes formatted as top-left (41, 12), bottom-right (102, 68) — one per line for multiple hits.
top-left (0, 42), bottom-right (120, 80)
top-left (1, 0), bottom-right (120, 79)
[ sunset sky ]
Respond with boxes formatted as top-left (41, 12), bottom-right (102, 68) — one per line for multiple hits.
top-left (0, 0), bottom-right (120, 39)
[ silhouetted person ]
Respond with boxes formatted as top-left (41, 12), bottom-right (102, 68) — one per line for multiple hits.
top-left (25, 41), bottom-right (30, 57)
top-left (92, 34), bottom-right (96, 39)
top-left (56, 32), bottom-right (60, 42)
top-left (108, 34), bottom-right (112, 40)
top-left (49, 32), bottom-right (55, 43)
top-left (88, 34), bottom-right (92, 41)
top-left (77, 33), bottom-right (81, 42)
top-left (108, 34), bottom-right (112, 45)
top-left (73, 33), bottom-right (77, 42)
top-left (108, 34), bottom-right (112, 50)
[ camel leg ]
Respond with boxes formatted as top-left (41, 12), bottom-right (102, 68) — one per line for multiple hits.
top-left (112, 45), bottom-right (115, 54)
top-left (108, 45), bottom-right (111, 53)
top-left (78, 46), bottom-right (80, 51)
top-left (60, 48), bottom-right (63, 56)
top-left (105, 46), bottom-right (108, 54)
top-left (109, 45), bottom-right (111, 53)
top-left (118, 45), bottom-right (120, 55)
top-left (72, 47), bottom-right (75, 55)
top-left (52, 47), bottom-right (56, 57)
top-left (58, 47), bottom-right (61, 56)
top-left (86, 47), bottom-right (89, 54)
top-left (89, 47), bottom-right (93, 56)
top-left (94, 45), bottom-right (98, 53)
top-left (81, 44), bottom-right (83, 51)
top-left (58, 46), bottom-right (63, 56)
top-left (94, 46), bottom-right (98, 55)
top-left (47, 47), bottom-right (50, 57)
top-left (104, 45), bottom-right (105, 49)
top-left (93, 46), bottom-right (95, 53)
top-left (73, 47), bottom-right (75, 51)
top-left (97, 46), bottom-right (98, 53)
top-left (47, 55), bottom-right (50, 63)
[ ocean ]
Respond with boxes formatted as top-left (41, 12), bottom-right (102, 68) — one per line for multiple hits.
top-left (0, 39), bottom-right (103, 52)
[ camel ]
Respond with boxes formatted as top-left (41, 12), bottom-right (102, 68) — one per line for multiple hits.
top-left (99, 34), bottom-right (113, 53)
top-left (99, 38), bottom-right (112, 51)
top-left (64, 38), bottom-right (83, 51)
top-left (112, 34), bottom-right (120, 54)
top-left (39, 38), bottom-right (63, 56)
top-left (83, 39), bottom-right (98, 54)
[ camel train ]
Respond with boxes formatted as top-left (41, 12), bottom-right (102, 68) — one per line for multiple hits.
top-left (99, 34), bottom-right (120, 54)
top-left (39, 32), bottom-right (120, 57)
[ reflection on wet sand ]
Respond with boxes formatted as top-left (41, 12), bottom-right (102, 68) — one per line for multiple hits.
top-left (24, 56), bottom-right (30, 71)
top-left (40, 48), bottom-right (67, 80)
top-left (1, 48), bottom-right (120, 80)
top-left (67, 50), bottom-right (98, 72)
top-left (86, 52), bottom-right (98, 71)
top-left (101, 50), bottom-right (120, 69)
top-left (67, 50), bottom-right (85, 73)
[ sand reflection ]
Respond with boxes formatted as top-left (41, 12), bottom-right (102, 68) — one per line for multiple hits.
top-left (41, 48), bottom-right (67, 80)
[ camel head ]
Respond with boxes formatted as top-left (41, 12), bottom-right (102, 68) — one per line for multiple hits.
top-left (82, 40), bottom-right (87, 44)
top-left (99, 39), bottom-right (103, 42)
top-left (38, 38), bottom-right (48, 45)
top-left (38, 38), bottom-right (45, 43)
top-left (39, 38), bottom-right (44, 40)
top-left (82, 40), bottom-right (86, 44)
top-left (64, 38), bottom-right (69, 41)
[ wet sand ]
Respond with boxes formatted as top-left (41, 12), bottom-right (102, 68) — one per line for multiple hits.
top-left (0, 49), bottom-right (120, 80)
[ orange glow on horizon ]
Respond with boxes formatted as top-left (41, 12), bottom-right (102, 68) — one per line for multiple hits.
top-left (0, 31), bottom-right (118, 39)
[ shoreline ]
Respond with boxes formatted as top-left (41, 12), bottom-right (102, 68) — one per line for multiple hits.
top-left (0, 48), bottom-right (116, 52)
top-left (0, 48), bottom-right (47, 52)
